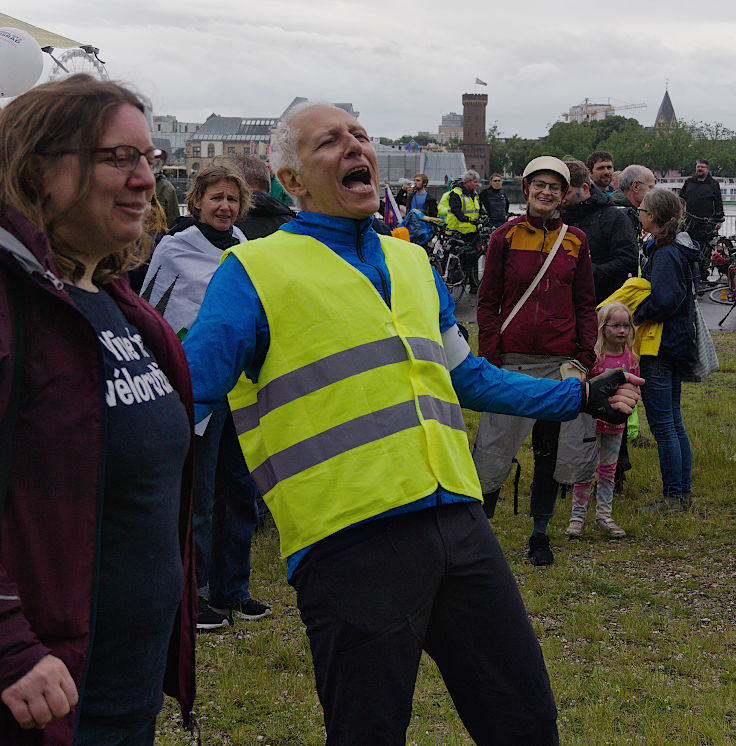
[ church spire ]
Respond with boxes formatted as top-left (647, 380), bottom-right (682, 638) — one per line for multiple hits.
top-left (654, 87), bottom-right (677, 129)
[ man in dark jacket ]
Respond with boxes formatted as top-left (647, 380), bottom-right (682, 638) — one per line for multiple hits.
top-left (233, 155), bottom-right (294, 239)
top-left (680, 159), bottom-right (724, 227)
top-left (562, 159), bottom-right (638, 304)
top-left (479, 173), bottom-right (509, 229)
top-left (155, 170), bottom-right (181, 229)
top-left (680, 159), bottom-right (724, 281)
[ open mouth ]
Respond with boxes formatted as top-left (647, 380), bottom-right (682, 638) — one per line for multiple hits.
top-left (342, 166), bottom-right (373, 193)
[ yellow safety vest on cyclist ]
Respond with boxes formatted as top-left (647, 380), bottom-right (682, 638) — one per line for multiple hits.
top-left (224, 232), bottom-right (482, 557)
top-left (445, 187), bottom-right (480, 234)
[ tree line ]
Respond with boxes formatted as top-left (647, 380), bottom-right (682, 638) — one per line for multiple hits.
top-left (484, 116), bottom-right (736, 178)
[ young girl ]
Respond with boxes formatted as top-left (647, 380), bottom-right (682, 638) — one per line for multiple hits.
top-left (566, 301), bottom-right (640, 539)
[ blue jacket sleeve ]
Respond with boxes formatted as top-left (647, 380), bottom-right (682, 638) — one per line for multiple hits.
top-left (451, 354), bottom-right (582, 421)
top-left (182, 254), bottom-right (269, 423)
top-left (433, 266), bottom-right (583, 421)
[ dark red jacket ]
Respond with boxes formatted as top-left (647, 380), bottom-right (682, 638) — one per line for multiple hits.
top-left (0, 207), bottom-right (196, 744)
top-left (477, 213), bottom-right (597, 369)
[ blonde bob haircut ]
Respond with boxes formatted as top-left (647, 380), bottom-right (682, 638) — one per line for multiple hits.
top-left (185, 164), bottom-right (251, 222)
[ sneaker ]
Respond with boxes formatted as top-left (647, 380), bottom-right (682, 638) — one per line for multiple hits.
top-left (565, 517), bottom-right (585, 539)
top-left (637, 495), bottom-right (682, 514)
top-left (594, 516), bottom-right (626, 538)
top-left (680, 492), bottom-right (695, 511)
top-left (528, 534), bottom-right (554, 566)
top-left (196, 598), bottom-right (229, 631)
top-left (213, 598), bottom-right (272, 622)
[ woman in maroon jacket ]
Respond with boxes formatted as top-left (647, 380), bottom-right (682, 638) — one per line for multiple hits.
top-left (472, 157), bottom-right (598, 567)
top-left (0, 75), bottom-right (196, 745)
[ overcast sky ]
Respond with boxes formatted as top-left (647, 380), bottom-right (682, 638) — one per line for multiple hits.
top-left (4, 0), bottom-right (736, 139)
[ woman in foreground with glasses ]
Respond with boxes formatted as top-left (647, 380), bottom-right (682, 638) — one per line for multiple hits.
top-left (0, 74), bottom-right (195, 744)
top-left (474, 156), bottom-right (598, 567)
top-left (634, 188), bottom-right (699, 513)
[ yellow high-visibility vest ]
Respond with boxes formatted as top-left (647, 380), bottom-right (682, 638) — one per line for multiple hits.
top-left (445, 187), bottom-right (479, 233)
top-left (225, 232), bottom-right (481, 557)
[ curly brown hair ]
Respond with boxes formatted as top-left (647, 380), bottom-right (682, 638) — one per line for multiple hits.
top-left (0, 74), bottom-right (151, 283)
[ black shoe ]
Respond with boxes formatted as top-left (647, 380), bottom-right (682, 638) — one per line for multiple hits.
top-left (213, 598), bottom-right (272, 622)
top-left (528, 534), bottom-right (554, 566)
top-left (680, 492), bottom-right (694, 511)
top-left (196, 598), bottom-right (229, 631)
top-left (637, 495), bottom-right (682, 514)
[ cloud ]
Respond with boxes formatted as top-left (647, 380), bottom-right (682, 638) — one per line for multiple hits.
top-left (4, 0), bottom-right (736, 139)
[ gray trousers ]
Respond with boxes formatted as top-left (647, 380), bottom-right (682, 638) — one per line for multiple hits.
top-left (473, 354), bottom-right (595, 518)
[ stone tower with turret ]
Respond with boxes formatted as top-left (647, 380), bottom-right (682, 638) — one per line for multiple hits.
top-left (460, 93), bottom-right (490, 179)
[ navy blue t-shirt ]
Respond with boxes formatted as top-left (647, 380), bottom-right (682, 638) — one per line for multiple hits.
top-left (66, 284), bottom-right (190, 724)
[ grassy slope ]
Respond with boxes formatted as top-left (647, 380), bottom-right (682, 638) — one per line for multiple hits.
top-left (157, 328), bottom-right (736, 745)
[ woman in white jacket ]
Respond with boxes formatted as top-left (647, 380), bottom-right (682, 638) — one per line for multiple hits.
top-left (142, 165), bottom-right (270, 630)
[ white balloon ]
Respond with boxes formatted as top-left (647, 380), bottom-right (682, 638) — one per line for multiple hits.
top-left (0, 27), bottom-right (44, 98)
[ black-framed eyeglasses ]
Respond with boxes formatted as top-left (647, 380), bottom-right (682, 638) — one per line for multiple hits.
top-left (92, 145), bottom-right (166, 172)
top-left (529, 178), bottom-right (562, 194)
top-left (637, 207), bottom-right (650, 214)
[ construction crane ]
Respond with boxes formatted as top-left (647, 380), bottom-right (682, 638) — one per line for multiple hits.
top-left (562, 98), bottom-right (646, 122)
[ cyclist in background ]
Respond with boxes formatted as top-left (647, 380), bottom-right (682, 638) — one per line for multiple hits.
top-left (397, 173), bottom-right (438, 217)
top-left (479, 173), bottom-right (510, 231)
top-left (680, 159), bottom-right (724, 283)
top-left (447, 170), bottom-right (481, 292)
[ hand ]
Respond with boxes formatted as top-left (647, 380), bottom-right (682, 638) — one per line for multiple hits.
top-left (1, 655), bottom-right (78, 730)
top-left (582, 369), bottom-right (644, 424)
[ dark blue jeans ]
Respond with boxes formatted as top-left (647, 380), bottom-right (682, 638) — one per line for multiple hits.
top-left (193, 402), bottom-right (259, 607)
top-left (640, 355), bottom-right (692, 496)
top-left (75, 715), bottom-right (155, 745)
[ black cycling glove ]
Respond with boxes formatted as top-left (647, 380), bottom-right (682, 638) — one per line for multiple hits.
top-left (580, 368), bottom-right (630, 425)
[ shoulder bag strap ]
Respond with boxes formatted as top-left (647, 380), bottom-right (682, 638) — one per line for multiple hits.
top-left (0, 281), bottom-right (24, 529)
top-left (501, 224), bottom-right (567, 334)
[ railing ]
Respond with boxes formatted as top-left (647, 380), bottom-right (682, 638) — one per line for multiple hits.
top-left (720, 216), bottom-right (736, 237)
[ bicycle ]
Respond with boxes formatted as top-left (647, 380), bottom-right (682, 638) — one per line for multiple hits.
top-left (684, 212), bottom-right (721, 290)
top-left (422, 218), bottom-right (479, 301)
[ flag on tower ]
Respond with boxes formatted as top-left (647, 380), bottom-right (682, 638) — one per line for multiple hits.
top-left (475, 77), bottom-right (487, 86)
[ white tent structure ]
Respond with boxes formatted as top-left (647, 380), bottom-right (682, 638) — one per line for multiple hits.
top-left (0, 13), bottom-right (108, 81)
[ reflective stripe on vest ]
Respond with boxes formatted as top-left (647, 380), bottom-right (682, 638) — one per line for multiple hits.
top-left (231, 336), bottom-right (448, 434)
top-left (445, 188), bottom-right (479, 233)
top-left (224, 231), bottom-right (482, 557)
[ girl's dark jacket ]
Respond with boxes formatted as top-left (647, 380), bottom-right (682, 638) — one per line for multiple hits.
top-left (0, 206), bottom-right (196, 744)
top-left (634, 231), bottom-right (699, 373)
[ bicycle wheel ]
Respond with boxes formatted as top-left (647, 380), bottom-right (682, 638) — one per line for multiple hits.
top-left (444, 255), bottom-right (466, 301)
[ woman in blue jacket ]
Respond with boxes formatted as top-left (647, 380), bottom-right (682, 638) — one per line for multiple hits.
top-left (635, 188), bottom-right (699, 513)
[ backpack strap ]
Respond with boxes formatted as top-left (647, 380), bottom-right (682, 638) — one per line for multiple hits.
top-left (0, 281), bottom-right (24, 530)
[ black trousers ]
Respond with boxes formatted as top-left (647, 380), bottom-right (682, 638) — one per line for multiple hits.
top-left (530, 420), bottom-right (562, 518)
top-left (290, 502), bottom-right (559, 745)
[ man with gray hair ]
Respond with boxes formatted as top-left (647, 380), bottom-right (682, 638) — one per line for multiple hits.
top-left (610, 164), bottom-right (657, 236)
top-left (231, 154), bottom-right (293, 240)
top-left (183, 101), bottom-right (642, 745)
top-left (447, 168), bottom-right (482, 291)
